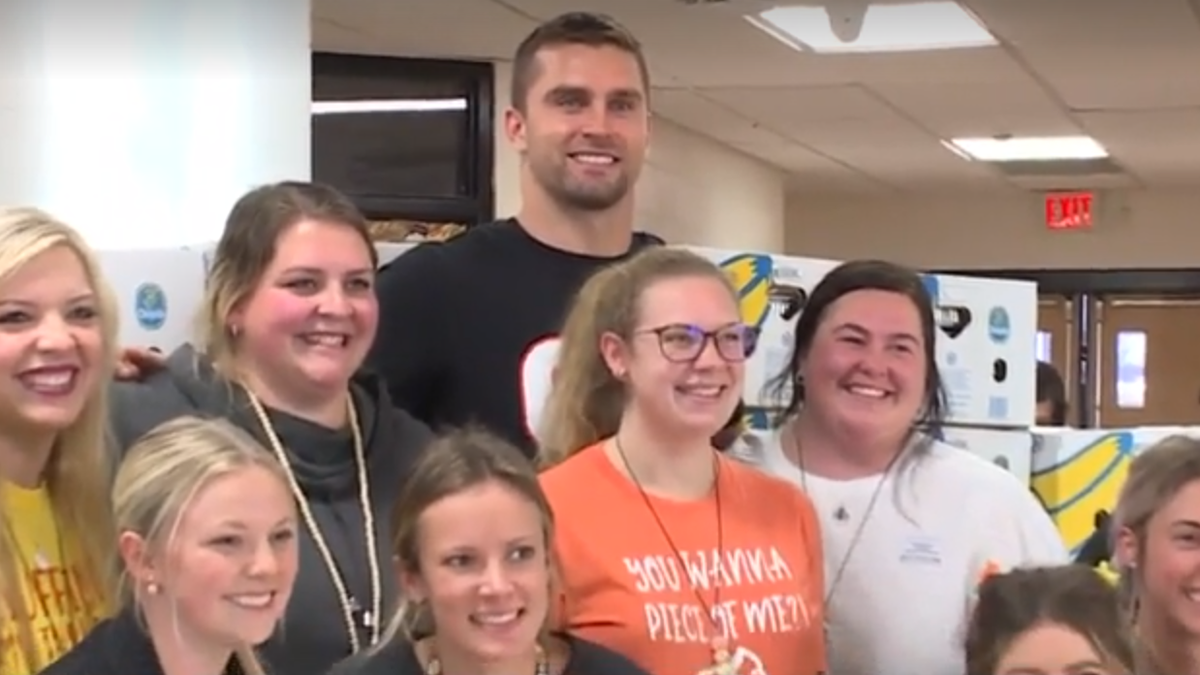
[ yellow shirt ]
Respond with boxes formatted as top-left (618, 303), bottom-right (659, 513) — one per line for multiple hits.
top-left (2, 483), bottom-right (106, 674)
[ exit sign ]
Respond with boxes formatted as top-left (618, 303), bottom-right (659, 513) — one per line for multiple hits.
top-left (1045, 191), bottom-right (1094, 230)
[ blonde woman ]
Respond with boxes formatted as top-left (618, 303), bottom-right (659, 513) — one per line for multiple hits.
top-left (1112, 434), bottom-right (1200, 675)
top-left (330, 428), bottom-right (649, 675)
top-left (43, 416), bottom-right (299, 675)
top-left (538, 248), bottom-right (826, 675)
top-left (0, 207), bottom-right (117, 674)
top-left (107, 182), bottom-right (432, 675)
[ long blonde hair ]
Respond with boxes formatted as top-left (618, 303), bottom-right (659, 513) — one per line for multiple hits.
top-left (1112, 434), bottom-right (1200, 620)
top-left (538, 248), bottom-right (736, 466)
top-left (0, 206), bottom-right (119, 666)
top-left (377, 428), bottom-right (556, 647)
top-left (113, 416), bottom-right (291, 675)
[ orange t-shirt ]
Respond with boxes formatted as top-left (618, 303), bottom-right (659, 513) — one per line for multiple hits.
top-left (540, 443), bottom-right (826, 675)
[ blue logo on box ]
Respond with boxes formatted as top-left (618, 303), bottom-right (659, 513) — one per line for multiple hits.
top-left (987, 306), bottom-right (1010, 343)
top-left (134, 283), bottom-right (167, 330)
top-left (988, 395), bottom-right (1009, 420)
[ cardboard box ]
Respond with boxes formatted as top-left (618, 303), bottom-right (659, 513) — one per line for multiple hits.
top-left (1031, 426), bottom-right (1192, 554)
top-left (97, 247), bottom-right (209, 353)
top-left (923, 272), bottom-right (1037, 427)
top-left (690, 247), bottom-right (841, 408)
top-left (940, 426), bottom-right (1034, 485)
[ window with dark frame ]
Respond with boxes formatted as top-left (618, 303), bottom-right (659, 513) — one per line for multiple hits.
top-left (312, 53), bottom-right (495, 225)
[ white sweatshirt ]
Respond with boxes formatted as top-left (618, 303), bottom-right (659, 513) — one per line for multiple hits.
top-left (735, 433), bottom-right (1068, 675)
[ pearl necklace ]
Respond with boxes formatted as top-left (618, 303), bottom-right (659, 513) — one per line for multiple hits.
top-left (245, 388), bottom-right (382, 652)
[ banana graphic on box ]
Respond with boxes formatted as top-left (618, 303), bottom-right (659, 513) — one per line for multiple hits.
top-left (1031, 427), bottom-right (1189, 555)
top-left (709, 250), bottom-right (829, 408)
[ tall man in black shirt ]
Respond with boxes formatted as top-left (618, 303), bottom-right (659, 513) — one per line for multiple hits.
top-left (366, 13), bottom-right (663, 452)
top-left (112, 13), bottom-right (663, 452)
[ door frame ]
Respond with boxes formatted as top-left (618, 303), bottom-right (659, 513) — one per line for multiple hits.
top-left (1093, 298), bottom-right (1200, 426)
top-left (1037, 297), bottom-right (1074, 419)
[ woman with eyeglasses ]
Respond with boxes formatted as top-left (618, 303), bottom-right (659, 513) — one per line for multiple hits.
top-left (537, 248), bottom-right (827, 675)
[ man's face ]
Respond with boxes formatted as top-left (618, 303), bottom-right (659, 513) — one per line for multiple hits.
top-left (504, 43), bottom-right (650, 212)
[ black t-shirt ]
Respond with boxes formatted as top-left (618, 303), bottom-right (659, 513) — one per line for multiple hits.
top-left (367, 218), bottom-right (662, 454)
top-left (327, 633), bottom-right (652, 675)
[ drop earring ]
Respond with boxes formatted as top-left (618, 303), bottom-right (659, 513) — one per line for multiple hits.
top-left (146, 580), bottom-right (160, 595)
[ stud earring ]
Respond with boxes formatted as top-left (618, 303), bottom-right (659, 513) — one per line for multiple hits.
top-left (146, 581), bottom-right (160, 595)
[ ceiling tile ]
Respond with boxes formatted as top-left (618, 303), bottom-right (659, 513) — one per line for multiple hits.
top-left (727, 141), bottom-right (861, 173)
top-left (651, 89), bottom-right (786, 146)
top-left (868, 158), bottom-right (1006, 187)
top-left (699, 85), bottom-right (897, 125)
top-left (778, 115), bottom-right (1011, 186)
top-left (1077, 109), bottom-right (1200, 182)
top-left (847, 47), bottom-right (1034, 86)
top-left (315, 0), bottom-right (535, 60)
top-left (312, 18), bottom-right (375, 53)
top-left (778, 115), bottom-right (936, 152)
top-left (1006, 173), bottom-right (1139, 190)
top-left (870, 81), bottom-right (1079, 137)
top-left (970, 0), bottom-right (1200, 109)
top-left (787, 174), bottom-right (897, 197)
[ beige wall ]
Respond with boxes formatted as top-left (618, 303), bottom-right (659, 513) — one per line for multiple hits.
top-left (634, 120), bottom-right (784, 250)
top-left (493, 62), bottom-right (786, 251)
top-left (786, 188), bottom-right (1200, 269)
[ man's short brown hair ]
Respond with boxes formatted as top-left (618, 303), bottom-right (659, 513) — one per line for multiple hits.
top-left (510, 12), bottom-right (650, 113)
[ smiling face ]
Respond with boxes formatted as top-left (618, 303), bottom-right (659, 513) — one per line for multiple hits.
top-left (601, 274), bottom-right (748, 440)
top-left (799, 289), bottom-right (928, 444)
top-left (505, 43), bottom-right (649, 212)
top-left (994, 621), bottom-right (1118, 675)
top-left (137, 464), bottom-right (298, 648)
top-left (0, 244), bottom-right (104, 433)
top-left (403, 480), bottom-right (550, 664)
top-left (230, 219), bottom-right (377, 397)
top-left (1123, 479), bottom-right (1200, 637)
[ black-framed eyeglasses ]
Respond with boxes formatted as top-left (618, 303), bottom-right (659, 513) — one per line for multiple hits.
top-left (634, 322), bottom-right (759, 363)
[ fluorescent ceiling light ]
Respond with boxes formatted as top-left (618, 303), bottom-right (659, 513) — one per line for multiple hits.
top-left (945, 136), bottom-right (1109, 161)
top-left (747, 2), bottom-right (996, 54)
top-left (311, 98), bottom-right (467, 114)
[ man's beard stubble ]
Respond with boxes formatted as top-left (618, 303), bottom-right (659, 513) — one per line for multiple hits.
top-left (532, 155), bottom-right (631, 212)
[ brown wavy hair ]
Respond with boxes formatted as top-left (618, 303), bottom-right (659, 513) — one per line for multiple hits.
top-left (965, 565), bottom-right (1133, 675)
